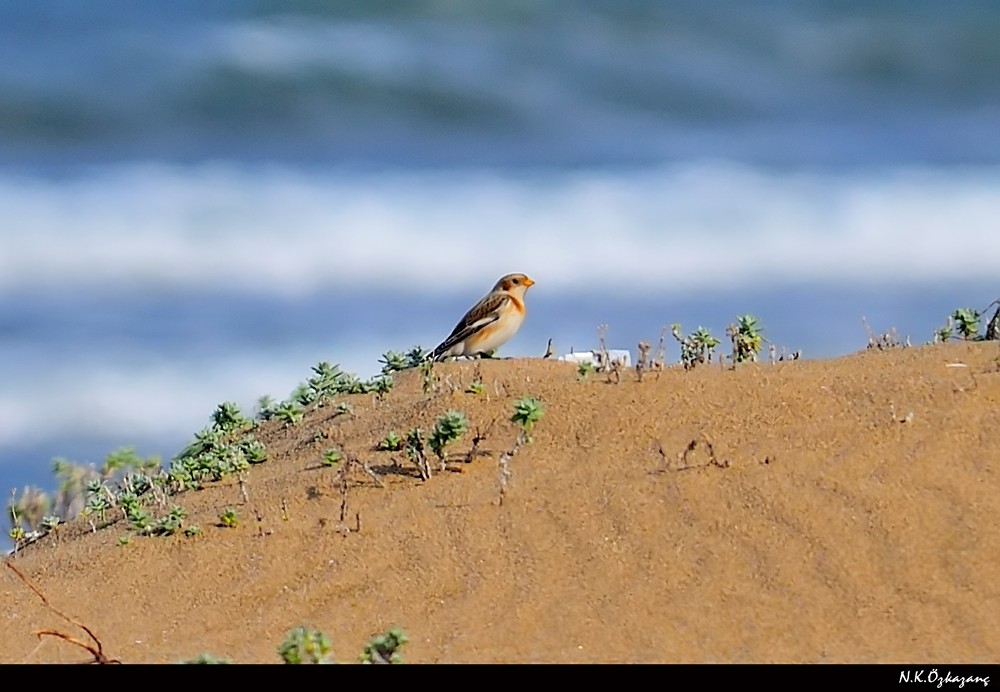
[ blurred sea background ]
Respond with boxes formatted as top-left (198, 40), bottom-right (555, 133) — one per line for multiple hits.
top-left (2, 1), bottom-right (999, 535)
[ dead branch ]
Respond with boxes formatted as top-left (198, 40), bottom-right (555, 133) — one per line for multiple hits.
top-left (5, 559), bottom-right (120, 664)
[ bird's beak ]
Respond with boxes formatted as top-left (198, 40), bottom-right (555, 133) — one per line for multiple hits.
top-left (524, 277), bottom-right (535, 287)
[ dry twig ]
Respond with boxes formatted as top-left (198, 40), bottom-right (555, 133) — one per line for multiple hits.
top-left (5, 560), bottom-right (120, 664)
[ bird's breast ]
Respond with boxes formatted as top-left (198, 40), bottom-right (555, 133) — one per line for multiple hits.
top-left (467, 306), bottom-right (525, 353)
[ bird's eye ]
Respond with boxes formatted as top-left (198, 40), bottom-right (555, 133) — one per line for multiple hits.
top-left (511, 277), bottom-right (519, 285)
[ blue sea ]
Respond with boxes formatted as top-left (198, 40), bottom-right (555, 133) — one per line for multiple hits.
top-left (2, 1), bottom-right (999, 543)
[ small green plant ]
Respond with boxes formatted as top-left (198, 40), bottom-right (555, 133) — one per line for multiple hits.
top-left (672, 323), bottom-right (722, 369)
top-left (173, 428), bottom-right (222, 466)
top-left (124, 503), bottom-right (152, 533)
top-left (278, 626), bottom-right (333, 664)
top-left (292, 361), bottom-right (389, 404)
top-left (369, 375), bottom-right (393, 396)
top-left (292, 382), bottom-right (315, 407)
top-left (934, 316), bottom-right (954, 343)
top-left (168, 405), bottom-right (270, 492)
top-left (218, 507), bottom-right (239, 528)
top-left (169, 439), bottom-right (250, 491)
top-left (184, 524), bottom-right (201, 537)
top-left (274, 401), bottom-right (304, 426)
top-left (148, 505), bottom-right (187, 536)
top-left (379, 347), bottom-right (427, 374)
top-left (322, 448), bottom-right (344, 467)
top-left (335, 402), bottom-right (353, 416)
top-left (405, 346), bottom-right (428, 365)
top-left (376, 431), bottom-right (403, 451)
top-left (117, 535), bottom-right (130, 546)
top-left (511, 396), bottom-right (544, 442)
top-left (101, 447), bottom-right (160, 477)
top-left (242, 438), bottom-right (268, 464)
top-left (211, 402), bottom-right (252, 433)
top-left (184, 653), bottom-right (230, 664)
top-left (691, 327), bottom-right (721, 363)
top-left (360, 627), bottom-right (410, 664)
top-left (576, 361), bottom-right (594, 380)
top-left (255, 394), bottom-right (279, 421)
top-left (307, 361), bottom-right (347, 400)
top-left (953, 308), bottom-right (981, 340)
top-left (429, 410), bottom-right (469, 463)
top-left (379, 351), bottom-right (408, 374)
top-left (728, 314), bottom-right (765, 363)
top-left (465, 380), bottom-right (485, 395)
top-left (83, 488), bottom-right (111, 524)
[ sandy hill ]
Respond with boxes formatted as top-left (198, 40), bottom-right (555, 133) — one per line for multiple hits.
top-left (2, 341), bottom-right (999, 664)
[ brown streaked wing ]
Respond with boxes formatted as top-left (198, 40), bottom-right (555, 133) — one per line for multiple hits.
top-left (435, 292), bottom-right (510, 353)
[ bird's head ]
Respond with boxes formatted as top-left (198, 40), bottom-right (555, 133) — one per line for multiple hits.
top-left (494, 273), bottom-right (535, 295)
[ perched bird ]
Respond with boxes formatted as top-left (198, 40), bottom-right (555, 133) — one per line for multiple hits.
top-left (429, 273), bottom-right (535, 361)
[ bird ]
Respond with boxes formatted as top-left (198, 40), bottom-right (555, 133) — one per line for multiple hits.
top-left (429, 273), bottom-right (535, 361)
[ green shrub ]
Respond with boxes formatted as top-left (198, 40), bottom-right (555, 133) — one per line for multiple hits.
top-left (218, 507), bottom-right (239, 528)
top-left (278, 627), bottom-right (332, 664)
top-left (728, 314), bottom-right (765, 363)
top-left (511, 397), bottom-right (545, 441)
top-left (360, 627), bottom-right (409, 664)
top-left (953, 308), bottom-right (981, 340)
top-left (376, 432), bottom-right (403, 451)
top-left (322, 448), bottom-right (344, 467)
top-left (429, 410), bottom-right (469, 461)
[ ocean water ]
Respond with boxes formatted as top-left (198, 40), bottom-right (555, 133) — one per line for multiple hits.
top-left (2, 2), bottom-right (999, 545)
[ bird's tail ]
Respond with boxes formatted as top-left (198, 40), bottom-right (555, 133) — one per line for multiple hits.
top-left (427, 334), bottom-right (461, 362)
top-left (425, 344), bottom-right (444, 362)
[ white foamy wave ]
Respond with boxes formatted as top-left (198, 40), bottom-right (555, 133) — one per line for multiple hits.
top-left (0, 347), bottom-right (383, 450)
top-left (1, 162), bottom-right (998, 296)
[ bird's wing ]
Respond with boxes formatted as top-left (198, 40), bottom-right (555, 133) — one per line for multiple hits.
top-left (433, 292), bottom-right (510, 357)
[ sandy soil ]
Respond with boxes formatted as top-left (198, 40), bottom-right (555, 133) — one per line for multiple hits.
top-left (2, 341), bottom-right (999, 663)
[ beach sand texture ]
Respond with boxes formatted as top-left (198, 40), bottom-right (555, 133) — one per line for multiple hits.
top-left (2, 341), bottom-right (999, 663)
